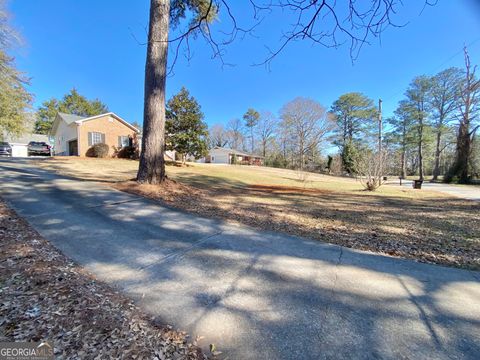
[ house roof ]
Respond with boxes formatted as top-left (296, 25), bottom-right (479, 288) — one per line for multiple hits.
top-left (75, 112), bottom-right (140, 133)
top-left (211, 146), bottom-right (264, 158)
top-left (51, 112), bottom-right (140, 135)
top-left (57, 112), bottom-right (86, 124)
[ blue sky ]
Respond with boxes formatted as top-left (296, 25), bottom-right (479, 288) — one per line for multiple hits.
top-left (8, 0), bottom-right (480, 127)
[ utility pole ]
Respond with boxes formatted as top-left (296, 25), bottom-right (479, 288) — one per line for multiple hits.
top-left (378, 99), bottom-right (382, 154)
top-left (378, 99), bottom-right (383, 181)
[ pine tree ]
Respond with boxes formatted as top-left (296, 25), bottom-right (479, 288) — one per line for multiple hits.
top-left (243, 108), bottom-right (260, 153)
top-left (35, 88), bottom-right (109, 134)
top-left (165, 87), bottom-right (209, 163)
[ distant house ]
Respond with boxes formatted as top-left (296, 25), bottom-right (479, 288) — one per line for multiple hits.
top-left (164, 150), bottom-right (176, 161)
top-left (198, 146), bottom-right (264, 165)
top-left (50, 112), bottom-right (140, 156)
top-left (2, 133), bottom-right (51, 157)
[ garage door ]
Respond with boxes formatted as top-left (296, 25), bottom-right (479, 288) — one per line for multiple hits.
top-left (11, 144), bottom-right (28, 157)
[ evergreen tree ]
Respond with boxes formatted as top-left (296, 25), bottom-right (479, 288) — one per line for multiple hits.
top-left (341, 140), bottom-right (359, 174)
top-left (330, 92), bottom-right (377, 172)
top-left (403, 76), bottom-right (433, 180)
top-left (0, 4), bottom-right (32, 137)
top-left (138, 0), bottom-right (430, 184)
top-left (430, 68), bottom-right (463, 180)
top-left (243, 108), bottom-right (260, 153)
top-left (387, 101), bottom-right (416, 178)
top-left (165, 87), bottom-right (209, 162)
top-left (35, 88), bottom-right (109, 134)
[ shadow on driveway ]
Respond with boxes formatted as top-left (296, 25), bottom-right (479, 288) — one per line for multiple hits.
top-left (0, 158), bottom-right (479, 360)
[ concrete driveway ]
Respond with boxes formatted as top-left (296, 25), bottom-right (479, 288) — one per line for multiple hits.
top-left (1, 158), bottom-right (479, 359)
top-left (388, 179), bottom-right (480, 201)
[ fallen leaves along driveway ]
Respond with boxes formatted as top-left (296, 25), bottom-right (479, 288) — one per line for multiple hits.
top-left (0, 200), bottom-right (212, 359)
top-left (114, 180), bottom-right (480, 270)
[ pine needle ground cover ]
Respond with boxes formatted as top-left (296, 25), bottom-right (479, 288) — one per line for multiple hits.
top-left (0, 201), bottom-right (211, 359)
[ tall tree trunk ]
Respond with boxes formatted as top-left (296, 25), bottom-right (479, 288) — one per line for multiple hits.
top-left (447, 47), bottom-right (478, 183)
top-left (299, 133), bottom-right (305, 170)
top-left (418, 143), bottom-right (424, 180)
top-left (400, 122), bottom-right (407, 179)
top-left (418, 121), bottom-right (424, 181)
top-left (137, 0), bottom-right (170, 184)
top-left (400, 146), bottom-right (406, 179)
top-left (251, 128), bottom-right (254, 154)
top-left (450, 123), bottom-right (471, 183)
top-left (432, 131), bottom-right (442, 181)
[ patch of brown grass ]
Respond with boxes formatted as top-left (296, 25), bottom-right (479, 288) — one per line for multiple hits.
top-left (248, 184), bottom-right (335, 194)
top-left (34, 158), bottom-right (479, 269)
top-left (114, 180), bottom-right (480, 270)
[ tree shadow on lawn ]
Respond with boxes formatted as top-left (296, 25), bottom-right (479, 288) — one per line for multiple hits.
top-left (134, 172), bottom-right (480, 270)
top-left (1, 160), bottom-right (479, 359)
top-left (4, 159), bottom-right (479, 269)
top-left (33, 157), bottom-right (138, 183)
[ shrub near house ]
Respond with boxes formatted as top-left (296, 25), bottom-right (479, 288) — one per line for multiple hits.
top-left (50, 112), bottom-right (139, 156)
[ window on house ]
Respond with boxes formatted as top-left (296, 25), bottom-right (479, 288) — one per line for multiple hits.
top-left (118, 136), bottom-right (130, 148)
top-left (211, 156), bottom-right (215, 162)
top-left (88, 132), bottom-right (105, 146)
top-left (92, 132), bottom-right (102, 145)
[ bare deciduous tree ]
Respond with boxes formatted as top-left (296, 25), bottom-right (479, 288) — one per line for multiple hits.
top-left (257, 111), bottom-right (277, 158)
top-left (279, 97), bottom-right (334, 170)
top-left (225, 118), bottom-right (244, 150)
top-left (446, 48), bottom-right (480, 183)
top-left (354, 149), bottom-right (388, 191)
top-left (209, 123), bottom-right (228, 147)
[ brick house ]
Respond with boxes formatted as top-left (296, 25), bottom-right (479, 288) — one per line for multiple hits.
top-left (50, 112), bottom-right (140, 156)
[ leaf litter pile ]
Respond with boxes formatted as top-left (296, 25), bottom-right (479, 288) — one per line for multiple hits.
top-left (115, 179), bottom-right (480, 270)
top-left (0, 201), bottom-right (214, 359)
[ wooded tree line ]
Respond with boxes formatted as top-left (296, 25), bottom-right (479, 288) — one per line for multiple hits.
top-left (208, 49), bottom-right (479, 184)
top-left (386, 49), bottom-right (479, 184)
top-left (208, 97), bottom-right (335, 171)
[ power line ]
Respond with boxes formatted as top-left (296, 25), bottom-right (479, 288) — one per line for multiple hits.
top-left (434, 37), bottom-right (480, 72)
top-left (383, 37), bottom-right (480, 106)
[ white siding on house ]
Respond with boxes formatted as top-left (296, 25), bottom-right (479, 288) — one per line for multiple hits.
top-left (197, 147), bottom-right (263, 165)
top-left (54, 121), bottom-right (78, 155)
top-left (165, 150), bottom-right (176, 161)
top-left (10, 144), bottom-right (28, 157)
top-left (197, 148), bottom-right (232, 164)
top-left (211, 151), bottom-right (230, 164)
